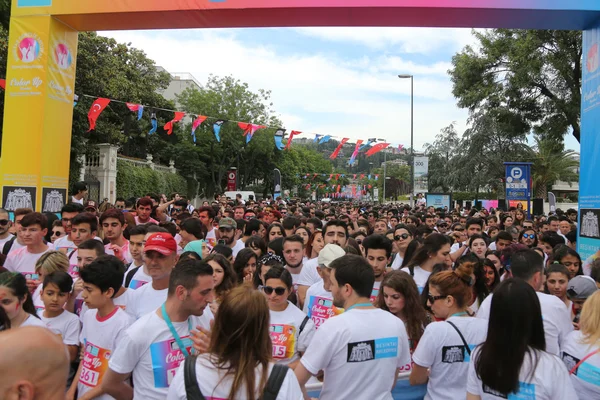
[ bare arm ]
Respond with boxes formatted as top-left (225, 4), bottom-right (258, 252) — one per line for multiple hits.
top-left (409, 363), bottom-right (429, 386)
top-left (67, 344), bottom-right (79, 362)
top-left (467, 393), bottom-right (481, 400)
top-left (66, 359), bottom-right (84, 400)
top-left (296, 285), bottom-right (309, 310)
top-left (156, 200), bottom-right (174, 222)
top-left (100, 369), bottom-right (133, 400)
top-left (294, 362), bottom-right (314, 400)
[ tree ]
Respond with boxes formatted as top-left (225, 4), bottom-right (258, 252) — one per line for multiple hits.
top-left (529, 137), bottom-right (579, 200)
top-left (424, 123), bottom-right (462, 193)
top-left (450, 30), bottom-right (582, 142)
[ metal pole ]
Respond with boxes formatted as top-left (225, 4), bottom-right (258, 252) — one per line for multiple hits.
top-left (409, 76), bottom-right (414, 208)
top-left (383, 150), bottom-right (387, 203)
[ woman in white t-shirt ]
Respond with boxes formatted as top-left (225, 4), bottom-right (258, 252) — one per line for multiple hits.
top-left (561, 291), bottom-right (600, 398)
top-left (167, 285), bottom-right (303, 400)
top-left (263, 265), bottom-right (315, 367)
top-left (468, 278), bottom-right (577, 399)
top-left (0, 272), bottom-right (46, 329)
top-left (410, 261), bottom-right (488, 400)
top-left (544, 264), bottom-right (572, 311)
top-left (402, 233), bottom-right (452, 293)
top-left (390, 224), bottom-right (415, 270)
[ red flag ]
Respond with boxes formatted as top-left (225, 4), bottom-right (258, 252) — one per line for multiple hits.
top-left (329, 174), bottom-right (333, 180)
top-left (192, 115), bottom-right (207, 135)
top-left (87, 98), bottom-right (111, 132)
top-left (238, 122), bottom-right (265, 143)
top-left (353, 174), bottom-right (357, 179)
top-left (366, 142), bottom-right (390, 157)
top-left (360, 174), bottom-right (365, 179)
top-left (336, 174), bottom-right (340, 180)
top-left (330, 138), bottom-right (349, 159)
top-left (0, 79), bottom-right (5, 90)
top-left (126, 102), bottom-right (140, 112)
top-left (164, 111), bottom-right (186, 135)
top-left (285, 130), bottom-right (301, 150)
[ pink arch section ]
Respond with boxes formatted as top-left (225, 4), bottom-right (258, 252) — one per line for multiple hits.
top-left (14, 0), bottom-right (600, 31)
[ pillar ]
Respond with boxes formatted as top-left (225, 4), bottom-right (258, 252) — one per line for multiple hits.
top-left (578, 24), bottom-right (600, 260)
top-left (96, 144), bottom-right (118, 204)
top-left (1, 15), bottom-right (78, 212)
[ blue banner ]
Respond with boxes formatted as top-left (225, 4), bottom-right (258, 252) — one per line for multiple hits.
top-left (504, 162), bottom-right (532, 217)
top-left (426, 193), bottom-right (451, 210)
top-left (579, 27), bottom-right (600, 260)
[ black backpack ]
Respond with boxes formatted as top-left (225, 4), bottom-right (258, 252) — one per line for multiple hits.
top-left (124, 265), bottom-right (141, 288)
top-left (184, 355), bottom-right (289, 400)
top-left (2, 237), bottom-right (16, 256)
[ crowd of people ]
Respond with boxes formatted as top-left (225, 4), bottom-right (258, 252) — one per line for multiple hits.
top-left (0, 190), bottom-right (599, 400)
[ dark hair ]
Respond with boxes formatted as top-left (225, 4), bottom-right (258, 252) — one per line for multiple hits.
top-left (204, 253), bottom-right (236, 299)
top-left (77, 239), bottom-right (106, 256)
top-left (158, 221), bottom-right (177, 237)
top-left (544, 263), bottom-right (570, 293)
top-left (495, 231), bottom-right (513, 243)
top-left (80, 256), bottom-right (125, 297)
top-left (282, 217), bottom-right (301, 231)
top-left (538, 232), bottom-right (565, 249)
top-left (244, 219), bottom-right (263, 236)
top-left (263, 265), bottom-right (293, 290)
top-left (591, 259), bottom-right (600, 284)
top-left (197, 206), bottom-right (216, 220)
top-left (466, 217), bottom-right (483, 230)
top-left (168, 258), bottom-right (214, 296)
top-left (331, 255), bottom-right (374, 299)
top-left (565, 230), bottom-right (577, 245)
top-left (307, 218), bottom-right (323, 230)
top-left (482, 258), bottom-right (500, 291)
top-left (400, 239), bottom-right (422, 269)
top-left (0, 306), bottom-right (10, 330)
top-left (267, 237), bottom-right (284, 259)
top-left (0, 272), bottom-right (38, 317)
top-left (136, 196), bottom-right (153, 208)
top-left (362, 234), bottom-right (393, 258)
top-left (180, 251), bottom-right (201, 261)
top-left (323, 220), bottom-right (349, 238)
top-left (44, 212), bottom-right (59, 242)
top-left (146, 225), bottom-right (169, 234)
top-left (552, 245), bottom-right (583, 276)
top-left (71, 212), bottom-right (98, 233)
top-left (42, 271), bottom-right (73, 293)
top-left (129, 224), bottom-right (148, 237)
top-left (458, 253), bottom-right (489, 305)
top-left (394, 224), bottom-right (416, 237)
top-left (474, 278), bottom-right (545, 396)
top-left (245, 235), bottom-right (267, 255)
top-left (99, 208), bottom-right (125, 226)
top-left (282, 234), bottom-right (304, 248)
top-left (180, 218), bottom-right (207, 240)
top-left (61, 203), bottom-right (82, 215)
top-left (510, 249), bottom-right (544, 281)
top-left (266, 223), bottom-right (286, 240)
top-left (517, 228), bottom-right (538, 248)
top-left (468, 234), bottom-right (488, 248)
top-left (211, 244), bottom-right (233, 259)
top-left (20, 212), bottom-right (48, 230)
top-left (233, 248), bottom-right (258, 284)
top-left (73, 181), bottom-right (88, 193)
top-left (405, 233), bottom-right (450, 273)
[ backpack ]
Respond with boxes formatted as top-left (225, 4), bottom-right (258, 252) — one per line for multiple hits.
top-left (124, 265), bottom-right (141, 288)
top-left (184, 355), bottom-right (289, 400)
top-left (2, 237), bottom-right (16, 256)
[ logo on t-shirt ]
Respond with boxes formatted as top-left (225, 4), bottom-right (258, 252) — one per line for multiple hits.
top-left (307, 296), bottom-right (342, 329)
top-left (442, 345), bottom-right (469, 363)
top-left (562, 351), bottom-right (600, 385)
top-left (80, 340), bottom-right (111, 387)
top-left (561, 352), bottom-right (580, 373)
top-left (150, 336), bottom-right (193, 388)
top-left (346, 337), bottom-right (398, 363)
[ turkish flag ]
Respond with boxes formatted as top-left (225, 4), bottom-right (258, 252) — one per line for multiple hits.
top-left (0, 79), bottom-right (5, 90)
top-left (87, 98), bottom-right (111, 132)
top-left (164, 111), bottom-right (186, 135)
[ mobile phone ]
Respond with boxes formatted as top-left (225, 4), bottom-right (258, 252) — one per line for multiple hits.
top-left (218, 239), bottom-right (226, 245)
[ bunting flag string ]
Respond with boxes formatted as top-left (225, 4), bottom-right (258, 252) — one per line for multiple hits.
top-left (366, 142), bottom-right (390, 157)
top-left (238, 122), bottom-right (265, 144)
top-left (163, 111), bottom-right (186, 135)
top-left (359, 138), bottom-right (375, 151)
top-left (348, 140), bottom-right (363, 166)
top-left (191, 115), bottom-right (207, 143)
top-left (149, 112), bottom-right (158, 135)
top-left (285, 130), bottom-right (301, 150)
top-left (319, 135), bottom-right (332, 144)
top-left (126, 103), bottom-right (144, 121)
top-left (274, 129), bottom-right (285, 150)
top-left (213, 120), bottom-right (225, 142)
top-left (314, 134), bottom-right (321, 143)
top-left (330, 138), bottom-right (349, 159)
top-left (87, 98), bottom-right (111, 132)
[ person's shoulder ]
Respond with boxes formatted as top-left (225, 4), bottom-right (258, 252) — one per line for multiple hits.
top-left (126, 310), bottom-right (158, 335)
top-left (563, 329), bottom-right (583, 344)
top-left (537, 292), bottom-right (567, 310)
top-left (62, 310), bottom-right (80, 325)
top-left (114, 307), bottom-right (135, 326)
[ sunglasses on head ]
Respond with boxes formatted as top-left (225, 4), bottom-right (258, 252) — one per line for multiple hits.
top-left (0, 219), bottom-right (9, 226)
top-left (262, 286), bottom-right (287, 296)
top-left (522, 233), bottom-right (535, 239)
top-left (394, 233), bottom-right (410, 241)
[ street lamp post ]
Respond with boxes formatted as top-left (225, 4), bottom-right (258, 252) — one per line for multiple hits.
top-left (398, 74), bottom-right (414, 207)
top-left (371, 137), bottom-right (387, 203)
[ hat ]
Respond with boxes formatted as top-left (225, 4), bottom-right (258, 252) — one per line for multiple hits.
top-left (218, 217), bottom-right (236, 229)
top-left (437, 220), bottom-right (448, 226)
top-left (184, 239), bottom-right (205, 259)
top-left (567, 276), bottom-right (598, 299)
top-left (144, 232), bottom-right (177, 255)
top-left (84, 200), bottom-right (97, 211)
top-left (318, 244), bottom-right (346, 268)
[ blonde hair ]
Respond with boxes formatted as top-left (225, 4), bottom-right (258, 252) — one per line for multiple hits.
top-left (34, 251), bottom-right (69, 274)
top-left (579, 291), bottom-right (600, 346)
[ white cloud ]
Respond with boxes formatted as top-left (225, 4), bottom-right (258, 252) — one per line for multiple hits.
top-left (99, 28), bottom-right (471, 151)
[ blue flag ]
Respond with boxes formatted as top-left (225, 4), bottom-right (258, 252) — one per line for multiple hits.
top-left (213, 120), bottom-right (225, 142)
top-left (274, 129), bottom-right (285, 150)
top-left (319, 135), bottom-right (331, 144)
top-left (314, 134), bottom-right (321, 143)
top-left (149, 112), bottom-right (157, 135)
top-left (137, 105), bottom-right (144, 121)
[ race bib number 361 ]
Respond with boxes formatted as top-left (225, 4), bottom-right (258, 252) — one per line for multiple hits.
top-left (80, 340), bottom-right (111, 387)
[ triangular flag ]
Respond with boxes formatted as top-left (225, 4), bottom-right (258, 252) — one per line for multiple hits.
top-left (398, 144), bottom-right (404, 151)
top-left (213, 120), bottom-right (225, 142)
top-left (126, 103), bottom-right (144, 120)
top-left (285, 131), bottom-right (301, 150)
top-left (314, 134), bottom-right (321, 143)
top-left (191, 115), bottom-right (207, 143)
top-left (330, 138), bottom-right (349, 159)
top-left (0, 79), bottom-right (5, 90)
top-left (366, 142), bottom-right (390, 157)
top-left (319, 135), bottom-right (332, 144)
top-left (149, 112), bottom-right (158, 135)
top-left (163, 111), bottom-right (185, 135)
top-left (238, 122), bottom-right (265, 144)
top-left (87, 98), bottom-right (111, 132)
top-left (348, 140), bottom-right (364, 166)
top-left (360, 139), bottom-right (374, 151)
top-left (274, 129), bottom-right (285, 150)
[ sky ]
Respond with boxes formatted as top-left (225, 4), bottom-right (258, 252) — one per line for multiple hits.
top-left (100, 27), bottom-right (580, 153)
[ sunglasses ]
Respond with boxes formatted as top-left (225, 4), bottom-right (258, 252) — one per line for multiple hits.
top-left (171, 209), bottom-right (182, 214)
top-left (394, 233), bottom-right (410, 241)
top-left (115, 205), bottom-right (124, 209)
top-left (522, 233), bottom-right (535, 239)
top-left (454, 228), bottom-right (465, 232)
top-left (0, 219), bottom-right (9, 226)
top-left (427, 294), bottom-right (447, 303)
top-left (262, 286), bottom-right (287, 296)
top-left (438, 223), bottom-right (448, 228)
top-left (52, 230), bottom-right (63, 236)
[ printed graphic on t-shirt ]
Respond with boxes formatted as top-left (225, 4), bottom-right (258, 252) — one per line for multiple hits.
top-left (149, 337), bottom-right (193, 388)
top-left (370, 287), bottom-right (379, 304)
top-left (68, 264), bottom-right (80, 278)
top-left (306, 296), bottom-right (342, 329)
top-left (128, 279), bottom-right (148, 290)
top-left (562, 351), bottom-right (600, 385)
top-left (270, 324), bottom-right (296, 360)
top-left (22, 272), bottom-right (38, 280)
top-left (346, 337), bottom-right (398, 363)
top-left (80, 340), bottom-right (111, 387)
top-left (441, 344), bottom-right (475, 363)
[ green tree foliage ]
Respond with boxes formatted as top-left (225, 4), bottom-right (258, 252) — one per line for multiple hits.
top-left (529, 137), bottom-right (579, 200)
top-left (450, 30), bottom-right (582, 142)
top-left (116, 160), bottom-right (187, 199)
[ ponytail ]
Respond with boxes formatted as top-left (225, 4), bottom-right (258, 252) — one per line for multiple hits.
top-left (429, 261), bottom-right (475, 309)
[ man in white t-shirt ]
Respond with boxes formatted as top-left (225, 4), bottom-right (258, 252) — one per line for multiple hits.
top-left (134, 197), bottom-right (159, 225)
top-left (4, 212), bottom-right (51, 291)
top-left (362, 234), bottom-right (393, 303)
top-left (101, 258), bottom-right (215, 399)
top-left (71, 182), bottom-right (88, 205)
top-left (53, 203), bottom-right (83, 254)
top-left (128, 232), bottom-right (180, 319)
top-left (197, 206), bottom-right (217, 248)
top-left (283, 235), bottom-right (321, 310)
top-left (477, 248), bottom-right (572, 355)
top-left (100, 209), bottom-right (133, 264)
top-left (215, 217), bottom-right (244, 257)
top-left (123, 225), bottom-right (150, 289)
top-left (295, 254), bottom-right (411, 400)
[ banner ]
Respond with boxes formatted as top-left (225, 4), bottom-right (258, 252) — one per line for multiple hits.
top-left (274, 168), bottom-right (282, 200)
top-left (413, 156), bottom-right (429, 194)
top-left (426, 193), bottom-right (451, 210)
top-left (504, 162), bottom-right (532, 217)
top-left (227, 169), bottom-right (237, 192)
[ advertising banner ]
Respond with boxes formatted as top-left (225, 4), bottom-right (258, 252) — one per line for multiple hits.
top-left (504, 162), bottom-right (532, 217)
top-left (413, 156), bottom-right (429, 194)
top-left (273, 168), bottom-right (281, 200)
top-left (426, 193), bottom-right (451, 210)
top-left (226, 170), bottom-right (237, 192)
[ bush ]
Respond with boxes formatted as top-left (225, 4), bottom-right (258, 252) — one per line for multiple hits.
top-left (116, 160), bottom-right (188, 199)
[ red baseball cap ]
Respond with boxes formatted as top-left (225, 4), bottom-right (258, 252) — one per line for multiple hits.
top-left (144, 232), bottom-right (177, 255)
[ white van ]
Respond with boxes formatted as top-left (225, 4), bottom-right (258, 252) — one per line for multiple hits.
top-left (224, 191), bottom-right (256, 202)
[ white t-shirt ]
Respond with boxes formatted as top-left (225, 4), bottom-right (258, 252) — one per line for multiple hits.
top-left (71, 196), bottom-right (84, 205)
top-left (269, 302), bottom-right (315, 365)
top-left (301, 307), bottom-right (411, 400)
top-left (78, 308), bottom-right (134, 400)
top-left (54, 235), bottom-right (77, 254)
top-left (287, 258), bottom-right (321, 290)
top-left (412, 316), bottom-right (488, 400)
top-left (4, 245), bottom-right (50, 277)
top-left (401, 266), bottom-right (431, 294)
top-left (167, 355), bottom-right (303, 400)
top-left (391, 254), bottom-right (404, 270)
top-left (32, 284), bottom-right (44, 312)
top-left (302, 280), bottom-right (342, 329)
top-left (0, 234), bottom-right (14, 249)
top-left (468, 347), bottom-right (576, 399)
top-left (371, 280), bottom-right (382, 304)
top-left (5, 238), bottom-right (25, 255)
top-left (37, 310), bottom-right (80, 346)
top-left (20, 314), bottom-right (47, 328)
top-left (231, 239), bottom-right (245, 257)
top-left (79, 288), bottom-right (136, 323)
top-left (124, 265), bottom-right (151, 290)
top-left (561, 330), bottom-right (600, 399)
top-left (128, 283), bottom-right (169, 319)
top-left (108, 309), bottom-right (212, 399)
top-left (477, 292), bottom-right (572, 355)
